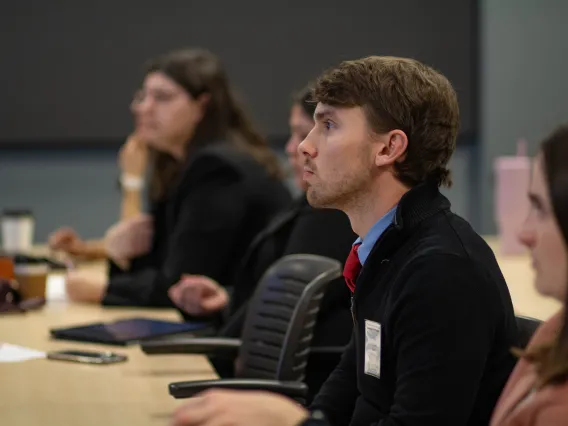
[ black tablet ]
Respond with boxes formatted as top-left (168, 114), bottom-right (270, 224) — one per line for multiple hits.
top-left (50, 317), bottom-right (210, 346)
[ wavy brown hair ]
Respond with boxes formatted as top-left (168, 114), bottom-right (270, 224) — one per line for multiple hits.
top-left (143, 48), bottom-right (283, 200)
top-left (521, 125), bottom-right (568, 388)
top-left (311, 56), bottom-right (460, 188)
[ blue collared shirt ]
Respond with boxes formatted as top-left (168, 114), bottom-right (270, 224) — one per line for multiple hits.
top-left (355, 206), bottom-right (397, 265)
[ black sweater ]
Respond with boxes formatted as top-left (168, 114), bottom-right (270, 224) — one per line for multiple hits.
top-left (308, 183), bottom-right (517, 426)
top-left (222, 196), bottom-right (355, 345)
top-left (103, 141), bottom-right (291, 307)
top-left (214, 196), bottom-right (356, 399)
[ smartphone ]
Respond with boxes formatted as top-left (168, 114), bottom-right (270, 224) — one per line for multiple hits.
top-left (46, 349), bottom-right (128, 364)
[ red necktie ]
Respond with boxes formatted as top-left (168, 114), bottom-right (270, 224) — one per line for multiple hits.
top-left (343, 243), bottom-right (362, 293)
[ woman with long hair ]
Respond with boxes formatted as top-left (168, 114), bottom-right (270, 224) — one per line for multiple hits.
top-left (60, 48), bottom-right (291, 306)
top-left (490, 125), bottom-right (568, 425)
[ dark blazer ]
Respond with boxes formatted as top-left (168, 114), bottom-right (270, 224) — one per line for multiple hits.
top-left (215, 195), bottom-right (356, 399)
top-left (102, 141), bottom-right (291, 308)
top-left (221, 196), bottom-right (355, 342)
top-left (310, 183), bottom-right (517, 426)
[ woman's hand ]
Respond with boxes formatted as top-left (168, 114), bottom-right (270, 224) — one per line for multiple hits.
top-left (48, 227), bottom-right (86, 256)
top-left (119, 133), bottom-right (148, 177)
top-left (104, 215), bottom-right (153, 267)
top-left (65, 270), bottom-right (107, 303)
top-left (48, 228), bottom-right (108, 260)
top-left (171, 389), bottom-right (309, 426)
top-left (169, 275), bottom-right (229, 316)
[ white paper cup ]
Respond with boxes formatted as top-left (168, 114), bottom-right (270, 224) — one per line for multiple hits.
top-left (1, 210), bottom-right (34, 253)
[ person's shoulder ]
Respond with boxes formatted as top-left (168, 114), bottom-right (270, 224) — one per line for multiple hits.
top-left (195, 141), bottom-right (259, 171)
top-left (194, 142), bottom-right (282, 189)
top-left (492, 360), bottom-right (568, 426)
top-left (191, 141), bottom-right (241, 166)
top-left (402, 251), bottom-right (478, 276)
top-left (387, 250), bottom-right (492, 303)
top-left (196, 140), bottom-right (240, 159)
top-left (182, 141), bottom-right (243, 180)
top-left (529, 381), bottom-right (568, 426)
top-left (405, 211), bottom-right (500, 276)
top-left (527, 311), bottom-right (564, 348)
top-left (403, 214), bottom-right (482, 267)
top-left (414, 209), bottom-right (490, 253)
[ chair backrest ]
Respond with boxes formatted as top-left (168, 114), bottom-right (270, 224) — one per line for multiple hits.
top-left (237, 254), bottom-right (342, 382)
top-left (516, 314), bottom-right (542, 348)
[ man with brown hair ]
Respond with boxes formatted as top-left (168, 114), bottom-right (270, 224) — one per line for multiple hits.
top-left (171, 56), bottom-right (518, 426)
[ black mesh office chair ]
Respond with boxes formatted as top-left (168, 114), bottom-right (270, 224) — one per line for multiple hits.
top-left (141, 254), bottom-right (342, 401)
top-left (516, 314), bottom-right (542, 348)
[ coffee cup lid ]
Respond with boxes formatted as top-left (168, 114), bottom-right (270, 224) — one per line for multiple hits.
top-left (13, 254), bottom-right (47, 265)
top-left (2, 209), bottom-right (33, 218)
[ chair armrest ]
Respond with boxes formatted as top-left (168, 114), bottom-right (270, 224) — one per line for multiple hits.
top-left (168, 379), bottom-right (308, 399)
top-left (140, 337), bottom-right (242, 356)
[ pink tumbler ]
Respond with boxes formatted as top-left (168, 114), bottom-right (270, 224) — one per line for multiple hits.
top-left (493, 140), bottom-right (531, 255)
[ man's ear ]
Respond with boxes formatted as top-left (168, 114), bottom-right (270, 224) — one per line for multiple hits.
top-left (375, 130), bottom-right (408, 167)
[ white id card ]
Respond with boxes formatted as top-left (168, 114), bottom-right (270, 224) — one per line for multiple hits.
top-left (364, 319), bottom-right (381, 379)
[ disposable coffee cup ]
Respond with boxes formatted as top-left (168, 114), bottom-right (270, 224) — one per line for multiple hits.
top-left (14, 258), bottom-right (48, 301)
top-left (1, 210), bottom-right (34, 254)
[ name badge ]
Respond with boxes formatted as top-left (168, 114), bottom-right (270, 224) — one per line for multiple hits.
top-left (364, 319), bottom-right (381, 379)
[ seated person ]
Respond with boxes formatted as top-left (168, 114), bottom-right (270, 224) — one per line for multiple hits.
top-left (490, 124), bottom-right (568, 426)
top-left (52, 48), bottom-right (291, 306)
top-left (170, 55), bottom-right (519, 426)
top-left (169, 85), bottom-right (356, 399)
top-left (170, 124), bottom-right (568, 426)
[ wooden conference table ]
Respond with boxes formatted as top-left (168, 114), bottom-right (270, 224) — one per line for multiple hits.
top-left (0, 238), bottom-right (561, 425)
top-left (0, 271), bottom-right (218, 426)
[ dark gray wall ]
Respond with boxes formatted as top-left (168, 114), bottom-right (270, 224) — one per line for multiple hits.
top-left (479, 0), bottom-right (568, 233)
top-left (1, 0), bottom-right (476, 141)
top-left (7, 1), bottom-right (568, 237)
top-left (0, 0), bottom-right (477, 242)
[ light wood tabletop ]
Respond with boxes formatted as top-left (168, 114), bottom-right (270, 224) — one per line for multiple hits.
top-left (0, 237), bottom-right (561, 425)
top-left (486, 237), bottom-right (561, 321)
top-left (0, 298), bottom-right (217, 426)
